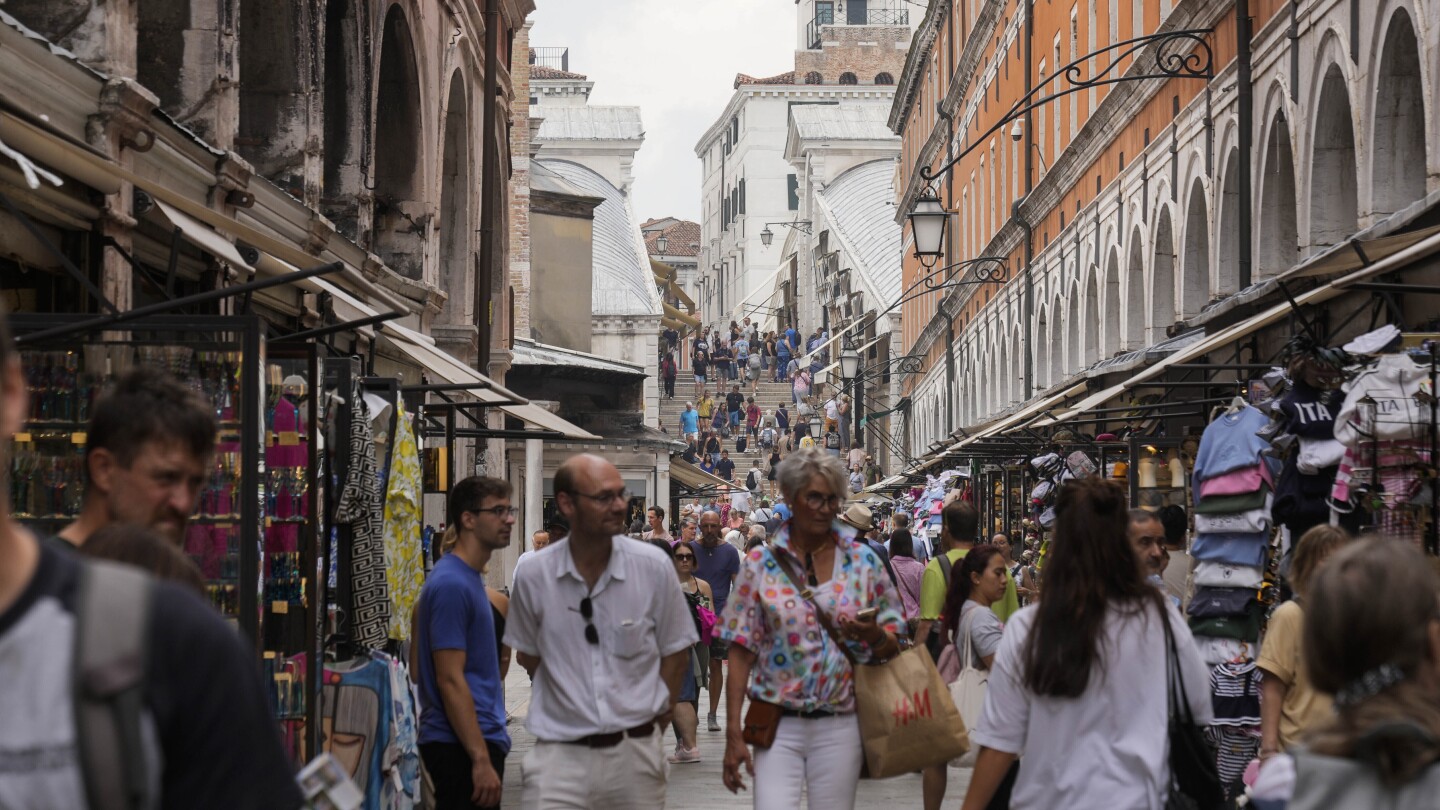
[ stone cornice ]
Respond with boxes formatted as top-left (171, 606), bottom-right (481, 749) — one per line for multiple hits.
top-left (887, 0), bottom-right (947, 134)
top-left (895, 0), bottom-right (1006, 224)
top-left (695, 86), bottom-right (895, 156)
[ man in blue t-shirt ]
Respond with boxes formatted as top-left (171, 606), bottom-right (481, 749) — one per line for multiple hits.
top-left (691, 510), bottom-right (741, 731)
top-left (416, 476), bottom-right (516, 810)
top-left (679, 401), bottom-right (700, 441)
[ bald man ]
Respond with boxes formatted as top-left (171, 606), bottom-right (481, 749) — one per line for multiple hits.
top-left (510, 530), bottom-right (549, 587)
top-left (504, 454), bottom-right (697, 808)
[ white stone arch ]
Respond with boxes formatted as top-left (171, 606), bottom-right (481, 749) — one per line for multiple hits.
top-left (1215, 143), bottom-right (1243, 296)
top-left (1368, 4), bottom-right (1431, 217)
top-left (1102, 245), bottom-right (1122, 358)
top-left (1082, 269), bottom-right (1099, 367)
top-left (1065, 280), bottom-right (1081, 377)
top-left (1010, 324), bottom-right (1025, 405)
top-left (1150, 202), bottom-right (1177, 344)
top-left (1257, 86), bottom-right (1300, 279)
top-left (372, 1), bottom-right (428, 279)
top-left (1123, 224), bottom-right (1147, 350)
top-left (1050, 289), bottom-right (1066, 385)
top-left (436, 69), bottom-right (472, 326)
top-left (1304, 33), bottom-right (1361, 253)
top-left (1179, 176), bottom-right (1211, 317)
top-left (1036, 302), bottom-right (1051, 392)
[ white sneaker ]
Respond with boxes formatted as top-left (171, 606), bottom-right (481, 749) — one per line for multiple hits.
top-left (707, 714), bottom-right (721, 732)
top-left (667, 746), bottom-right (702, 764)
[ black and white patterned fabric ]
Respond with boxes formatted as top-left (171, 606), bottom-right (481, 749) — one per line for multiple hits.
top-left (335, 383), bottom-right (390, 649)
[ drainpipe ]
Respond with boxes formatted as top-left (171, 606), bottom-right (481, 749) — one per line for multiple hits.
top-left (939, 107), bottom-right (956, 431)
top-left (476, 0), bottom-right (501, 370)
top-left (1021, 0), bottom-right (1036, 400)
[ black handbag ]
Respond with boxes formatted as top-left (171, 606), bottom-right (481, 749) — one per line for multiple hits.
top-left (1161, 606), bottom-right (1224, 810)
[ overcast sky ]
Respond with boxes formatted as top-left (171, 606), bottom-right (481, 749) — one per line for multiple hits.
top-left (529, 0), bottom-right (796, 223)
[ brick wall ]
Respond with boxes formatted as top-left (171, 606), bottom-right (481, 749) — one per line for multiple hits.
top-left (793, 24), bottom-right (910, 84)
top-left (509, 22), bottom-right (533, 338)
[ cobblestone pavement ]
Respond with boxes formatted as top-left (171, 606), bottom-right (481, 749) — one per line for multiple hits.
top-left (499, 664), bottom-right (967, 808)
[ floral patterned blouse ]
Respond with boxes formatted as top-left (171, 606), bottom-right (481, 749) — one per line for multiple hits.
top-left (718, 521), bottom-right (904, 713)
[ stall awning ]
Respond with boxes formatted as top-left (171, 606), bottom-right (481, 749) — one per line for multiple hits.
top-left (943, 382), bottom-right (1088, 452)
top-left (1281, 223), bottom-right (1440, 280)
top-left (671, 458), bottom-right (733, 493)
top-left (730, 262), bottom-right (788, 322)
top-left (863, 473), bottom-right (908, 494)
top-left (1034, 226), bottom-right (1440, 429)
top-left (152, 200), bottom-right (255, 273)
top-left (381, 324), bottom-right (598, 440)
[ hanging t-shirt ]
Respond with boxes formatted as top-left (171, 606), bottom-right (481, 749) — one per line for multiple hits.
top-left (323, 653), bottom-right (420, 810)
top-left (384, 402), bottom-right (425, 641)
top-left (1277, 381), bottom-right (1341, 439)
top-left (336, 384), bottom-right (391, 650)
top-left (1191, 532), bottom-right (1270, 568)
top-left (1194, 504), bottom-right (1272, 534)
top-left (1192, 405), bottom-right (1272, 485)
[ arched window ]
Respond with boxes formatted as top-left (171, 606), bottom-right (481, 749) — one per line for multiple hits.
top-left (804, 71), bottom-right (823, 85)
top-left (874, 72), bottom-right (894, 85)
top-left (838, 72), bottom-right (858, 85)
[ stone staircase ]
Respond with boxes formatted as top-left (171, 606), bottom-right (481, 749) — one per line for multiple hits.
top-left (656, 370), bottom-right (843, 454)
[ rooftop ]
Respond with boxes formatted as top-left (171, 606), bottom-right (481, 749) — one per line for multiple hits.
top-left (530, 64), bottom-right (588, 81)
top-left (790, 104), bottom-right (899, 143)
top-left (814, 160), bottom-right (903, 307)
top-left (537, 158), bottom-right (662, 318)
top-left (643, 220), bottom-right (701, 257)
top-left (535, 105), bottom-right (644, 141)
top-left (734, 70), bottom-right (796, 88)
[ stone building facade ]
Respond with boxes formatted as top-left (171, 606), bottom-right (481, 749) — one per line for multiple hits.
top-left (891, 0), bottom-right (1440, 458)
top-left (695, 2), bottom-right (914, 332)
top-left (4, 0), bottom-right (534, 377)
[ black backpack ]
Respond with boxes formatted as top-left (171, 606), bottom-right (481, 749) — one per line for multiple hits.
top-left (746, 469), bottom-right (761, 490)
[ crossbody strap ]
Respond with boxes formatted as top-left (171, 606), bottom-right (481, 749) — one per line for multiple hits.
top-left (768, 547), bottom-right (859, 666)
top-left (956, 607), bottom-right (980, 675)
top-left (1159, 601), bottom-right (1196, 726)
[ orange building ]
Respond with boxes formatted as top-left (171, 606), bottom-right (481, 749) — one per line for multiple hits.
top-left (888, 0), bottom-right (1438, 463)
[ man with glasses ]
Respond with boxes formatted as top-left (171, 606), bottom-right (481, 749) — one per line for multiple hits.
top-left (415, 476), bottom-right (516, 810)
top-left (506, 455), bottom-right (696, 808)
top-left (692, 510), bottom-right (741, 732)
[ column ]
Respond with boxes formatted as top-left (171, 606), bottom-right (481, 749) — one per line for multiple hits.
top-left (524, 438), bottom-right (544, 545)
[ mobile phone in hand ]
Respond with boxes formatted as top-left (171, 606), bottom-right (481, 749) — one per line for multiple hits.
top-left (855, 607), bottom-right (878, 622)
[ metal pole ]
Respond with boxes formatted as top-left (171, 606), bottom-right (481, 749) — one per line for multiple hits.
top-left (1237, 0), bottom-right (1254, 289)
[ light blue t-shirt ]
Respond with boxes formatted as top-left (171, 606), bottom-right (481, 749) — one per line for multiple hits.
top-left (1191, 532), bottom-right (1269, 569)
top-left (680, 409), bottom-right (699, 434)
top-left (416, 554), bottom-right (510, 751)
top-left (1192, 405), bottom-right (1272, 486)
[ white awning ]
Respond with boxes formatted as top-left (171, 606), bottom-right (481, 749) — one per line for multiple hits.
top-left (153, 200), bottom-right (254, 273)
top-left (812, 334), bottom-right (886, 380)
top-left (381, 324), bottom-right (598, 440)
top-left (1033, 226), bottom-right (1440, 429)
top-left (729, 262), bottom-right (788, 323)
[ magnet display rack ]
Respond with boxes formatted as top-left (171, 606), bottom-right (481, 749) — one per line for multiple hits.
top-left (10, 313), bottom-right (265, 639)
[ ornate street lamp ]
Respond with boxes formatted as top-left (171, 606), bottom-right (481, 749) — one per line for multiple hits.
top-left (656, 234), bottom-right (668, 253)
top-left (907, 190), bottom-right (948, 267)
top-left (759, 226), bottom-right (774, 247)
top-left (839, 338), bottom-right (860, 383)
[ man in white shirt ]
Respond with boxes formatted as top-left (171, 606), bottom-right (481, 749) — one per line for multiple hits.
top-left (505, 455), bottom-right (697, 809)
top-left (823, 396), bottom-right (839, 432)
top-left (510, 530), bottom-right (549, 587)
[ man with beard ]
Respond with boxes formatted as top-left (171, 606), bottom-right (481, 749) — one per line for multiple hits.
top-left (58, 366), bottom-right (215, 548)
top-left (506, 455), bottom-right (695, 808)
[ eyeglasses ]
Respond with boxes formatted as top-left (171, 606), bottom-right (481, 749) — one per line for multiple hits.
top-left (569, 489), bottom-right (632, 506)
top-left (802, 492), bottom-right (843, 511)
top-left (469, 505), bottom-right (519, 519)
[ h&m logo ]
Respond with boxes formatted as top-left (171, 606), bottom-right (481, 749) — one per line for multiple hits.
top-left (891, 688), bottom-right (933, 727)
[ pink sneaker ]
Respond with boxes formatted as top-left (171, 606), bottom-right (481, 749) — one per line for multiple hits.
top-left (667, 746), bottom-right (701, 764)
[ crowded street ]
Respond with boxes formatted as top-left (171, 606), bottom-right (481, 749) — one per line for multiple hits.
top-left (2, 0), bottom-right (1440, 809)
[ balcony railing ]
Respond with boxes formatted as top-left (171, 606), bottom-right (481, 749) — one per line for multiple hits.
top-left (806, 6), bottom-right (909, 49)
top-left (529, 47), bottom-right (569, 72)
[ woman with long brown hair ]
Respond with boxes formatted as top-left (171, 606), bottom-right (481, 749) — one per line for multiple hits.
top-left (961, 477), bottom-right (1211, 810)
top-left (1275, 540), bottom-right (1440, 807)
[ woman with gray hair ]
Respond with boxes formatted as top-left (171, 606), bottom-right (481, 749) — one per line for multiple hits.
top-left (719, 447), bottom-right (904, 808)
